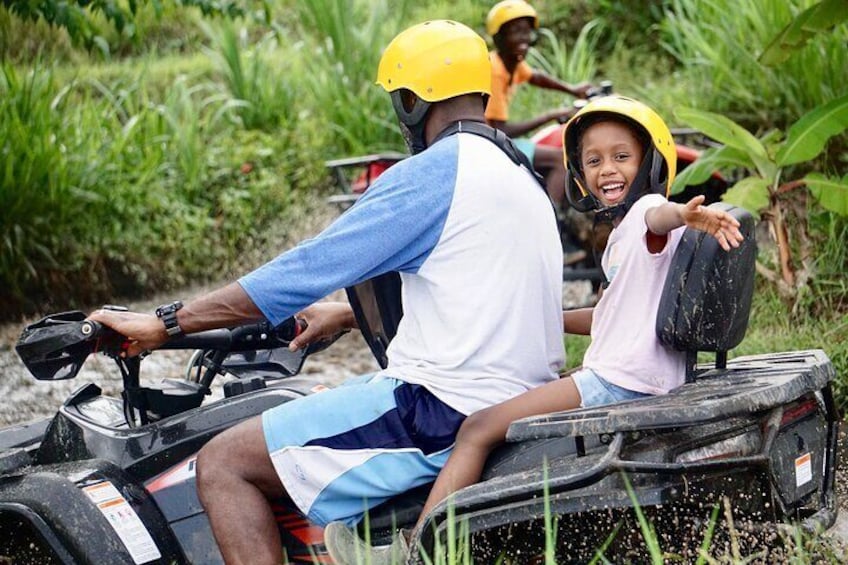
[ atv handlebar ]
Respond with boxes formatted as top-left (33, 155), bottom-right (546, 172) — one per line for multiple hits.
top-left (16, 311), bottom-right (305, 381)
top-left (85, 317), bottom-right (304, 355)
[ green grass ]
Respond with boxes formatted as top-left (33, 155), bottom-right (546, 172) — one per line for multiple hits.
top-left (354, 468), bottom-right (842, 563)
top-left (738, 279), bottom-right (848, 413)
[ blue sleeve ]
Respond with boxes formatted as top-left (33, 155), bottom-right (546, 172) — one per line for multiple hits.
top-left (239, 137), bottom-right (459, 326)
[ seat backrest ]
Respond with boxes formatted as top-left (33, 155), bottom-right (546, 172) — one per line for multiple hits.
top-left (655, 202), bottom-right (757, 382)
top-left (345, 272), bottom-right (403, 369)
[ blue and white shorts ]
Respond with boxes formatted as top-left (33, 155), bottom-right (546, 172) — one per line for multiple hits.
top-left (262, 373), bottom-right (465, 527)
top-left (571, 367), bottom-right (650, 408)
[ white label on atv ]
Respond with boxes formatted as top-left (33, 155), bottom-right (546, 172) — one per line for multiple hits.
top-left (82, 481), bottom-right (162, 564)
top-left (795, 452), bottom-right (813, 488)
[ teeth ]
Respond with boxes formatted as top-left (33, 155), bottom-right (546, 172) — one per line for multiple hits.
top-left (602, 183), bottom-right (624, 193)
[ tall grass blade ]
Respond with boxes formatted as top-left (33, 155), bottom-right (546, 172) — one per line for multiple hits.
top-left (621, 472), bottom-right (664, 564)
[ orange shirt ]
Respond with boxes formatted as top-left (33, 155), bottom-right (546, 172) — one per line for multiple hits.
top-left (485, 51), bottom-right (534, 122)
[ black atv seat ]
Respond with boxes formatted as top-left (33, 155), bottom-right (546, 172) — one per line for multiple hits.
top-left (655, 202), bottom-right (757, 382)
top-left (508, 349), bottom-right (834, 439)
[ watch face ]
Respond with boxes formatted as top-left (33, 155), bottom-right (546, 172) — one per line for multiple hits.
top-left (157, 301), bottom-right (183, 317)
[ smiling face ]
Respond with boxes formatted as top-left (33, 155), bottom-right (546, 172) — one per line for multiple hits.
top-left (497, 17), bottom-right (535, 62)
top-left (579, 120), bottom-right (645, 207)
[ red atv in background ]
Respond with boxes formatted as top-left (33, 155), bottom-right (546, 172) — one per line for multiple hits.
top-left (326, 83), bottom-right (733, 287)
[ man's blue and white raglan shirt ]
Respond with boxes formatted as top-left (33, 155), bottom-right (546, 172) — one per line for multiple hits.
top-left (240, 131), bottom-right (564, 415)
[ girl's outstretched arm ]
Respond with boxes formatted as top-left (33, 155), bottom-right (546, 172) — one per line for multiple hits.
top-left (645, 195), bottom-right (745, 251)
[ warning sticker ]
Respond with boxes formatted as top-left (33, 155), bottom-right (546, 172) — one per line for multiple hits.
top-left (82, 481), bottom-right (162, 564)
top-left (795, 452), bottom-right (812, 488)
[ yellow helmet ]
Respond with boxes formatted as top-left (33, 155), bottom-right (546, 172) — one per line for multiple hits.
top-left (377, 20), bottom-right (491, 154)
top-left (562, 95), bottom-right (677, 215)
top-left (376, 20), bottom-right (491, 102)
top-left (486, 0), bottom-right (539, 37)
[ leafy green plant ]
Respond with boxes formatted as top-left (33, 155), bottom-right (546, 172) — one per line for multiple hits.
top-left (290, 0), bottom-right (413, 156)
top-left (671, 94), bottom-right (848, 301)
top-left (527, 20), bottom-right (601, 87)
top-left (658, 0), bottom-right (847, 130)
top-left (759, 0), bottom-right (848, 66)
top-left (3, 0), bottom-right (143, 55)
top-left (2, 0), bottom-right (252, 54)
top-left (201, 20), bottom-right (299, 131)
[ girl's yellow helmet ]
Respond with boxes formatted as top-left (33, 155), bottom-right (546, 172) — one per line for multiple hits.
top-left (563, 95), bottom-right (677, 208)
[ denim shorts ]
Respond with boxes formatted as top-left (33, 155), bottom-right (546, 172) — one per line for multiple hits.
top-left (571, 367), bottom-right (650, 408)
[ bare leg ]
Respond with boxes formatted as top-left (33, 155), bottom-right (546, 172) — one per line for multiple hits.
top-left (413, 376), bottom-right (582, 530)
top-left (533, 145), bottom-right (567, 208)
top-left (196, 416), bottom-right (287, 565)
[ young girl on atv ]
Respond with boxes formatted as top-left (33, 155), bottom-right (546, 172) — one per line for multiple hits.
top-left (323, 95), bottom-right (746, 564)
top-left (484, 0), bottom-right (591, 206)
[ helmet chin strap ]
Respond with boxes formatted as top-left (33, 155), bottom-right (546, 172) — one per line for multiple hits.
top-left (390, 90), bottom-right (431, 155)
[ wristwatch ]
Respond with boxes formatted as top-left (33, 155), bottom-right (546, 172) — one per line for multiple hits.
top-left (155, 300), bottom-right (184, 338)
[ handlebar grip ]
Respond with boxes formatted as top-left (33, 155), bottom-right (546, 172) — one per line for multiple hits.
top-left (80, 320), bottom-right (102, 339)
top-left (80, 319), bottom-right (131, 355)
top-left (274, 316), bottom-right (305, 342)
top-left (159, 317), bottom-right (304, 352)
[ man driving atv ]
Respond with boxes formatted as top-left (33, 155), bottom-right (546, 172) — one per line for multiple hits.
top-left (484, 0), bottom-right (591, 207)
top-left (88, 19), bottom-right (565, 565)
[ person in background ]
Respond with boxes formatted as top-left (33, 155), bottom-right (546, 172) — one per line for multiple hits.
top-left (485, 0), bottom-right (591, 206)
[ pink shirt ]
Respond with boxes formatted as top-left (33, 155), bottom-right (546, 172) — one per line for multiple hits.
top-left (582, 194), bottom-right (686, 395)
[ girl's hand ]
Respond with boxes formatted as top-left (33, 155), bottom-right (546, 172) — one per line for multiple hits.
top-left (680, 195), bottom-right (745, 251)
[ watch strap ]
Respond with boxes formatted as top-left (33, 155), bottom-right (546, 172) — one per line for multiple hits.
top-left (155, 300), bottom-right (184, 338)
